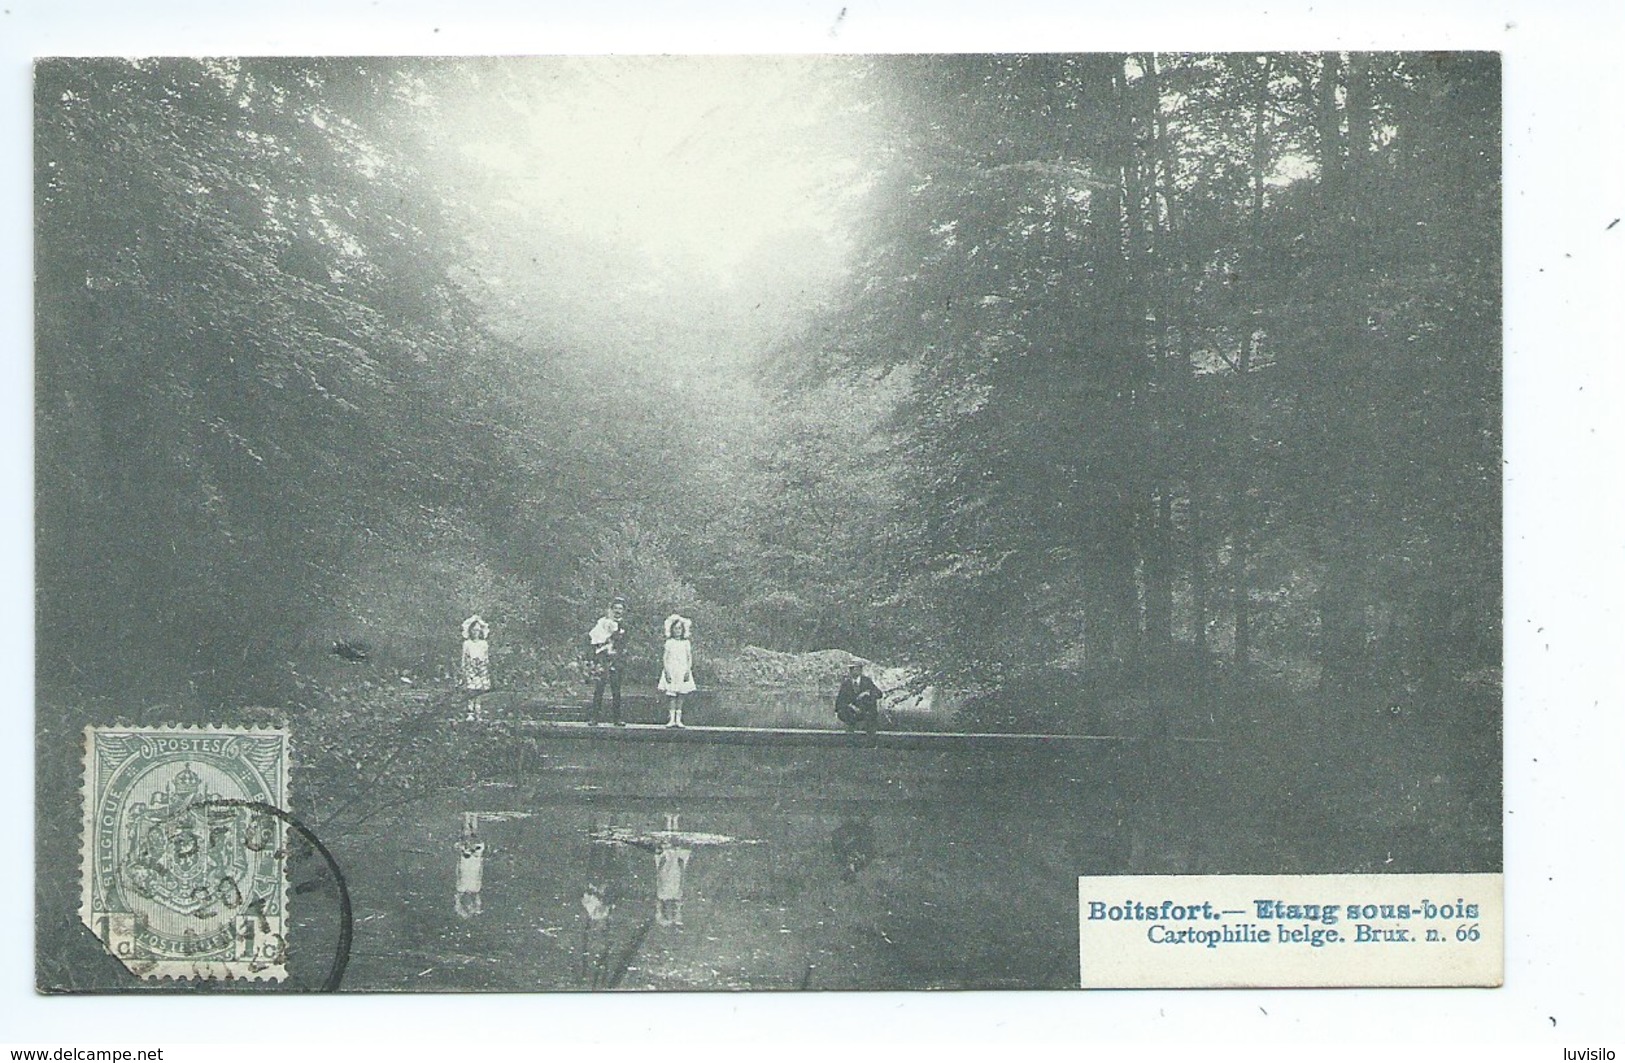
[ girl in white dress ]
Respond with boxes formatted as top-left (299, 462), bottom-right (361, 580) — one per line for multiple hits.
top-left (461, 615), bottom-right (491, 721)
top-left (657, 614), bottom-right (696, 728)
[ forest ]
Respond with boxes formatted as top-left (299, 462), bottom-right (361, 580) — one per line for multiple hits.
top-left (34, 53), bottom-right (1500, 735)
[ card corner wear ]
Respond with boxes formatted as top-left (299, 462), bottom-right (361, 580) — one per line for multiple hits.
top-left (1078, 872), bottom-right (1504, 989)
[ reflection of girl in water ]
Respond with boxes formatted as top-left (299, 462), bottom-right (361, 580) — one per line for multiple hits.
top-left (455, 818), bottom-right (486, 919)
top-left (658, 615), bottom-right (695, 728)
top-left (654, 843), bottom-right (692, 927)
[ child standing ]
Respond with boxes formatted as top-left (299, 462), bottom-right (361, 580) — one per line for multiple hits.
top-left (461, 615), bottom-right (492, 721)
top-left (657, 614), bottom-right (696, 728)
top-left (587, 597), bottom-right (628, 726)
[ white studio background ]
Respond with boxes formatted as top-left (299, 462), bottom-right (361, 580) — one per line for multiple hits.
top-left (1, 0), bottom-right (1620, 1054)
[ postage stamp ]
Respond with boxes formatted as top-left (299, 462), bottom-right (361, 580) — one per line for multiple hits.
top-left (79, 726), bottom-right (291, 981)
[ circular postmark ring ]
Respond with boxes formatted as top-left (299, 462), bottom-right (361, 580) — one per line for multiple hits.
top-left (198, 798), bottom-right (353, 992)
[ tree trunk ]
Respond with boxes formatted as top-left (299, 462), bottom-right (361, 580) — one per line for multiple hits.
top-left (1140, 54), bottom-right (1175, 656)
top-left (1314, 52), bottom-right (1345, 198)
top-left (1231, 461), bottom-right (1253, 675)
top-left (1146, 486), bottom-right (1173, 651)
top-left (1307, 52), bottom-right (1380, 693)
top-left (1076, 54), bottom-right (1147, 671)
top-left (1189, 485), bottom-right (1209, 656)
top-left (1230, 55), bottom-right (1273, 676)
top-left (1346, 52), bottom-right (1374, 176)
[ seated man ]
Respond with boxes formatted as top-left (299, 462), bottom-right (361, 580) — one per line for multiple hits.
top-left (834, 661), bottom-right (884, 741)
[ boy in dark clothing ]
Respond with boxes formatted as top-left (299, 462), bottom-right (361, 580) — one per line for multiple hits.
top-left (588, 596), bottom-right (628, 725)
top-left (834, 662), bottom-right (884, 741)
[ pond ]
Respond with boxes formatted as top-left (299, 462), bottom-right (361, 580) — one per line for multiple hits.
top-left (31, 691), bottom-right (1495, 993)
top-left (326, 737), bottom-right (1225, 991)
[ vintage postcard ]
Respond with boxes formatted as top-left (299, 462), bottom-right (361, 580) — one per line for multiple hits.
top-left (35, 52), bottom-right (1501, 992)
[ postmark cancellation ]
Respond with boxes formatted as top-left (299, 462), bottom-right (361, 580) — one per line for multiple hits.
top-left (79, 725), bottom-right (291, 981)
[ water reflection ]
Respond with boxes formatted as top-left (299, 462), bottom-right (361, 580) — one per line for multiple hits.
top-left (578, 815), bottom-right (632, 987)
top-left (451, 811), bottom-right (537, 920)
top-left (342, 746), bottom-right (1227, 991)
top-left (830, 814), bottom-right (875, 883)
top-left (575, 811), bottom-right (732, 986)
top-left (654, 848), bottom-right (691, 926)
top-left (454, 812), bottom-right (485, 919)
top-left (654, 813), bottom-right (692, 927)
top-left (585, 812), bottom-right (737, 936)
top-left (578, 881), bottom-right (611, 985)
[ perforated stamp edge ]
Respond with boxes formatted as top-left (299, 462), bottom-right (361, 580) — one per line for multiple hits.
top-left (79, 723), bottom-right (292, 983)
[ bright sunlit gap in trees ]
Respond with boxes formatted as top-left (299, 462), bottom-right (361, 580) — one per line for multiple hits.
top-left (437, 56), bottom-right (878, 375)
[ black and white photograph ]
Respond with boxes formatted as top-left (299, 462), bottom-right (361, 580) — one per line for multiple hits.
top-left (30, 49), bottom-right (1510, 996)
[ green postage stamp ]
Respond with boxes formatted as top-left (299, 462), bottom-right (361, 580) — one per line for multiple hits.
top-left (80, 726), bottom-right (291, 981)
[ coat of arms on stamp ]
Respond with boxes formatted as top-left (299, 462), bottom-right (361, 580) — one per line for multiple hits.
top-left (80, 726), bottom-right (290, 981)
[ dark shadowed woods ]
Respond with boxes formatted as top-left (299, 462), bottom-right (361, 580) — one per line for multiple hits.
top-left (35, 56), bottom-right (1498, 871)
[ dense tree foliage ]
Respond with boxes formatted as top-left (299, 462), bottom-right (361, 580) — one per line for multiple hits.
top-left (752, 53), bottom-right (1499, 723)
top-left (35, 54), bottom-right (1499, 729)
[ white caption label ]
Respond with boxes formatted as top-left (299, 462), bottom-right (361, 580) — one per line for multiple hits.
top-left (1078, 873), bottom-right (1502, 988)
